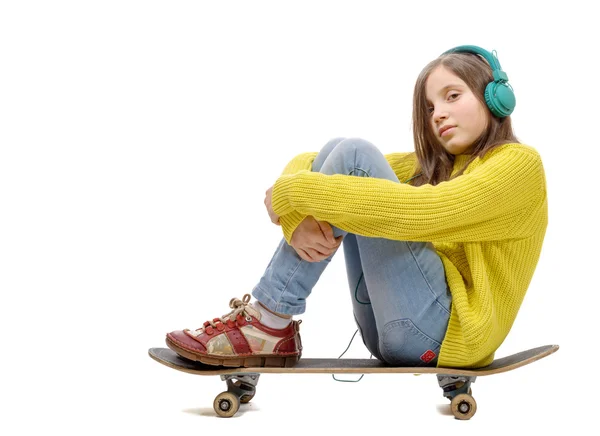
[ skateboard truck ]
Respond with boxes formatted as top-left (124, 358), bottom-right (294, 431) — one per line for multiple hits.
top-left (437, 375), bottom-right (477, 419)
top-left (214, 373), bottom-right (261, 417)
top-left (437, 375), bottom-right (476, 398)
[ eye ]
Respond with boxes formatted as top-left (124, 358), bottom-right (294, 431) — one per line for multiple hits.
top-left (427, 92), bottom-right (460, 115)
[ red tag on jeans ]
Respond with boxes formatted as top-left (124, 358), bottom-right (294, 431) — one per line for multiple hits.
top-left (420, 349), bottom-right (436, 363)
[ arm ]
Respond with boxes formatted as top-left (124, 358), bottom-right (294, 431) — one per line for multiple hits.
top-left (277, 152), bottom-right (319, 244)
top-left (384, 151), bottom-right (418, 183)
top-left (272, 146), bottom-right (545, 243)
top-left (277, 151), bottom-right (416, 243)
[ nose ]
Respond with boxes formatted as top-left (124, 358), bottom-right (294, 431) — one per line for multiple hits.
top-left (432, 107), bottom-right (448, 126)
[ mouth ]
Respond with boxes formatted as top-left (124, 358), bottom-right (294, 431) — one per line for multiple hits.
top-left (439, 126), bottom-right (456, 137)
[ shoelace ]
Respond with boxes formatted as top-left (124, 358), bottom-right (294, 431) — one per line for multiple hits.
top-left (194, 294), bottom-right (255, 335)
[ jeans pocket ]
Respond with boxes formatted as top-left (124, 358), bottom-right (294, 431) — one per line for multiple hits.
top-left (380, 318), bottom-right (442, 367)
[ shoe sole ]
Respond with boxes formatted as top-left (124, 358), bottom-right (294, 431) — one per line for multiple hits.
top-left (166, 336), bottom-right (301, 368)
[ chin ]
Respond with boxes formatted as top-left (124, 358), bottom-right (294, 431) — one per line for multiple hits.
top-left (445, 141), bottom-right (471, 155)
top-left (444, 145), bottom-right (465, 155)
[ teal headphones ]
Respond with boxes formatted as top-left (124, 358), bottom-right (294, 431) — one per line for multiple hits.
top-left (441, 45), bottom-right (516, 118)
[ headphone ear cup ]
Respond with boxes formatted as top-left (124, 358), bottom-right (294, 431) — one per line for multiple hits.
top-left (485, 82), bottom-right (516, 117)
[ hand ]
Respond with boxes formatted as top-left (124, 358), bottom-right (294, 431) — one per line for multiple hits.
top-left (264, 185), bottom-right (280, 225)
top-left (290, 216), bottom-right (343, 262)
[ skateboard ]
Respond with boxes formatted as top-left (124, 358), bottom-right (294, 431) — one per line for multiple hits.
top-left (148, 344), bottom-right (558, 420)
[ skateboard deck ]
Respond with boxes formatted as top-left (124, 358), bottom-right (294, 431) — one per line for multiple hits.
top-left (148, 344), bottom-right (558, 420)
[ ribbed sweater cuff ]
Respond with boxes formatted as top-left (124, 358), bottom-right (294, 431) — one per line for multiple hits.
top-left (279, 211), bottom-right (306, 244)
top-left (272, 172), bottom-right (306, 216)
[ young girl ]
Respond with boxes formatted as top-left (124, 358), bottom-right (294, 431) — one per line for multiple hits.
top-left (166, 45), bottom-right (547, 369)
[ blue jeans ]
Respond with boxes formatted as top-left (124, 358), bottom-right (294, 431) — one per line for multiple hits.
top-left (252, 138), bottom-right (451, 366)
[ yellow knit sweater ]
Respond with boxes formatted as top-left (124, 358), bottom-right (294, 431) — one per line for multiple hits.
top-left (272, 143), bottom-right (548, 368)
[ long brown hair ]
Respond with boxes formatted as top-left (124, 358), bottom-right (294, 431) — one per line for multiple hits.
top-left (409, 52), bottom-right (520, 186)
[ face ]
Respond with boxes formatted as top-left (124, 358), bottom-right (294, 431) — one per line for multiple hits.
top-left (425, 65), bottom-right (489, 155)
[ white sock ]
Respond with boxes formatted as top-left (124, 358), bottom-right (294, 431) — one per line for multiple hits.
top-left (256, 302), bottom-right (292, 329)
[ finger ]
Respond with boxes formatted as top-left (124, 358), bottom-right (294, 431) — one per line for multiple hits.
top-left (327, 236), bottom-right (343, 248)
top-left (316, 220), bottom-right (336, 246)
top-left (307, 248), bottom-right (325, 262)
top-left (315, 242), bottom-right (336, 254)
top-left (296, 248), bottom-right (312, 262)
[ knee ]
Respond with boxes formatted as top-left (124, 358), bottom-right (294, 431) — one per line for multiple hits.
top-left (379, 319), bottom-right (442, 366)
top-left (313, 137), bottom-right (347, 172)
top-left (320, 137), bottom-right (347, 155)
top-left (321, 138), bottom-right (380, 177)
top-left (334, 137), bottom-right (379, 156)
top-left (318, 137), bottom-right (383, 177)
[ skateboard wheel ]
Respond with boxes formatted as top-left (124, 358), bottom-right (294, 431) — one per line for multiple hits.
top-left (214, 391), bottom-right (240, 418)
top-left (450, 393), bottom-right (477, 420)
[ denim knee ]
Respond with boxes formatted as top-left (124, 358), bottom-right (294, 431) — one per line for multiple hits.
top-left (334, 137), bottom-right (379, 154)
top-left (326, 137), bottom-right (347, 149)
top-left (379, 319), bottom-right (442, 366)
top-left (313, 137), bottom-right (347, 172)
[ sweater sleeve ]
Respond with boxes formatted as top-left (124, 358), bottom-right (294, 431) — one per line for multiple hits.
top-left (277, 152), bottom-right (319, 244)
top-left (384, 152), bottom-right (418, 183)
top-left (276, 151), bottom-right (417, 244)
top-left (272, 147), bottom-right (545, 243)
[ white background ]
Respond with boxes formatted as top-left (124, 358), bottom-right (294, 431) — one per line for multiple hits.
top-left (1, 0), bottom-right (596, 434)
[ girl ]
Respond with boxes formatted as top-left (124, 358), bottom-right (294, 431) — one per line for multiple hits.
top-left (166, 46), bottom-right (547, 369)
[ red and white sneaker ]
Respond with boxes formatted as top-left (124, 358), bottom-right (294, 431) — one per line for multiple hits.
top-left (166, 294), bottom-right (302, 367)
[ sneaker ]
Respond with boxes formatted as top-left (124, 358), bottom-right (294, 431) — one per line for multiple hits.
top-left (166, 294), bottom-right (302, 367)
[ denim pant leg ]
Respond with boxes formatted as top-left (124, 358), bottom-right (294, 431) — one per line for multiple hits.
top-left (251, 137), bottom-right (348, 315)
top-left (252, 137), bottom-right (451, 366)
top-left (316, 138), bottom-right (452, 366)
